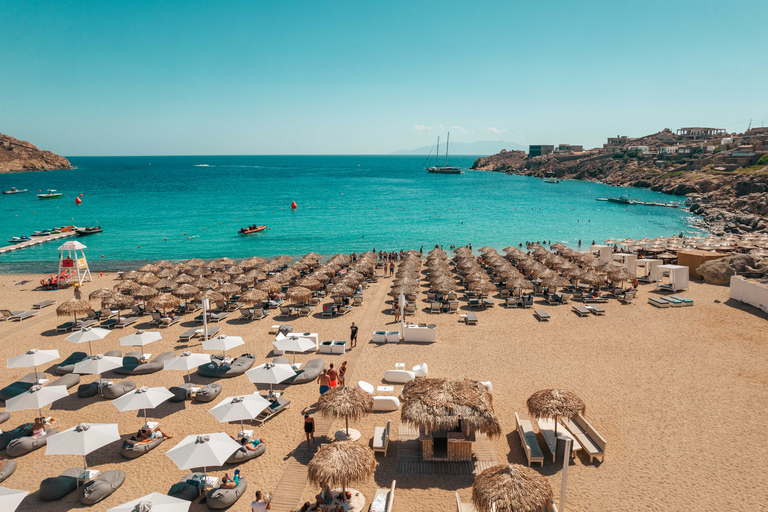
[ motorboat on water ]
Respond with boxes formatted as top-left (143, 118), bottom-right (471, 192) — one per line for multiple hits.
top-left (8, 235), bottom-right (32, 244)
top-left (543, 177), bottom-right (559, 183)
top-left (3, 187), bottom-right (27, 194)
top-left (30, 230), bottom-right (52, 237)
top-left (37, 189), bottom-right (62, 199)
top-left (238, 225), bottom-right (267, 235)
top-left (76, 225), bottom-right (103, 236)
top-left (425, 132), bottom-right (464, 174)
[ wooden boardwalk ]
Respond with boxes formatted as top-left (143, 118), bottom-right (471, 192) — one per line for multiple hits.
top-left (0, 231), bottom-right (75, 255)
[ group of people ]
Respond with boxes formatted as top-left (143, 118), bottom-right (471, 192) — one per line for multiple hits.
top-left (316, 361), bottom-right (347, 395)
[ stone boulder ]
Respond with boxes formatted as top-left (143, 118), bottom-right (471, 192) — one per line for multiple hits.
top-left (697, 254), bottom-right (761, 285)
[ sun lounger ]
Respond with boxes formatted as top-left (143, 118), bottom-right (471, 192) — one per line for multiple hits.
top-left (405, 303), bottom-right (416, 315)
top-left (336, 305), bottom-right (352, 316)
top-left (534, 310), bottom-right (550, 322)
top-left (468, 298), bottom-right (481, 308)
top-left (194, 383), bottom-right (223, 402)
top-left (179, 326), bottom-right (219, 340)
top-left (110, 316), bottom-right (139, 329)
top-left (194, 311), bottom-right (230, 323)
top-left (354, 296), bottom-right (363, 306)
top-left (659, 297), bottom-right (684, 308)
top-left (101, 380), bottom-right (137, 399)
top-left (55, 351), bottom-right (89, 375)
top-left (0, 412), bottom-right (9, 425)
top-left (515, 412), bottom-right (544, 467)
top-left (384, 370), bottom-right (415, 384)
top-left (168, 472), bottom-right (205, 501)
top-left (0, 309), bottom-right (24, 321)
top-left (561, 412), bottom-right (607, 463)
top-left (32, 299), bottom-right (56, 309)
top-left (80, 469), bottom-right (126, 505)
top-left (372, 420), bottom-right (391, 457)
top-left (371, 479), bottom-right (395, 512)
top-left (670, 295), bottom-right (693, 306)
top-left (277, 306), bottom-right (293, 318)
top-left (197, 355), bottom-right (255, 378)
top-left (8, 310), bottom-right (38, 321)
top-left (0, 371), bottom-right (47, 401)
top-left (465, 313), bottom-right (478, 325)
top-left (588, 305), bottom-right (605, 316)
top-left (430, 302), bottom-right (441, 313)
top-left (523, 295), bottom-right (534, 308)
top-left (40, 467), bottom-right (85, 501)
top-left (618, 290), bottom-right (636, 304)
top-left (299, 306), bottom-right (314, 317)
top-left (535, 417), bottom-right (582, 462)
top-left (0, 424), bottom-right (35, 450)
top-left (648, 297), bottom-right (670, 308)
top-left (0, 460), bottom-right (17, 484)
top-left (207, 477), bottom-right (248, 509)
top-left (448, 301), bottom-right (459, 313)
top-left (572, 305), bottom-right (591, 317)
top-left (226, 441), bottom-right (266, 464)
top-left (358, 380), bottom-right (374, 394)
top-left (6, 427), bottom-right (58, 456)
top-left (254, 397), bottom-right (291, 425)
top-left (115, 352), bottom-right (175, 375)
top-left (277, 357), bottom-right (325, 384)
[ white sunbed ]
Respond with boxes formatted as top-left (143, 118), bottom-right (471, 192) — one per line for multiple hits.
top-left (371, 480), bottom-right (395, 512)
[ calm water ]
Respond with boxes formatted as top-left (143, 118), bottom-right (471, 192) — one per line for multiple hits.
top-left (0, 155), bottom-right (703, 272)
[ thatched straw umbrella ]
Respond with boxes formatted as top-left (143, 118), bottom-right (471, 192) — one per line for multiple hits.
top-left (133, 285), bottom-right (159, 300)
top-left (192, 277), bottom-right (217, 290)
top-left (207, 260), bottom-right (226, 270)
top-left (257, 281), bottom-right (282, 294)
top-left (303, 252), bottom-right (322, 260)
top-left (317, 385), bottom-right (373, 439)
top-left (273, 255), bottom-right (294, 266)
top-left (218, 257), bottom-right (235, 266)
top-left (400, 378), bottom-right (501, 437)
top-left (172, 284), bottom-right (200, 300)
top-left (103, 293), bottom-right (134, 320)
top-left (505, 277), bottom-right (534, 293)
top-left (471, 463), bottom-right (554, 512)
top-left (121, 270), bottom-right (141, 281)
top-left (291, 261), bottom-right (309, 273)
top-left (608, 268), bottom-right (632, 287)
top-left (216, 283), bottom-right (241, 298)
top-left (156, 268), bottom-right (177, 278)
top-left (526, 389), bottom-right (585, 436)
top-left (286, 286), bottom-right (312, 304)
top-left (311, 272), bottom-right (331, 284)
top-left (173, 262), bottom-right (192, 273)
top-left (138, 263), bottom-right (161, 273)
top-left (152, 278), bottom-right (176, 291)
top-left (186, 258), bottom-right (205, 267)
top-left (239, 288), bottom-right (268, 305)
top-left (329, 284), bottom-right (354, 297)
top-left (468, 280), bottom-right (497, 297)
top-left (114, 280), bottom-right (140, 294)
top-left (136, 273), bottom-right (160, 286)
top-left (147, 293), bottom-right (181, 313)
top-left (577, 272), bottom-right (601, 287)
top-left (540, 275), bottom-right (569, 294)
top-left (56, 298), bottom-right (92, 325)
top-left (307, 442), bottom-right (376, 495)
top-left (232, 275), bottom-right (252, 287)
top-left (245, 269), bottom-right (267, 281)
top-left (175, 274), bottom-right (195, 284)
top-left (155, 259), bottom-right (174, 268)
top-left (89, 287), bottom-right (114, 302)
top-left (197, 290), bottom-right (226, 305)
top-left (224, 266), bottom-right (244, 276)
top-left (209, 272), bottom-right (231, 284)
top-left (189, 266), bottom-right (212, 277)
top-left (296, 277), bottom-right (322, 291)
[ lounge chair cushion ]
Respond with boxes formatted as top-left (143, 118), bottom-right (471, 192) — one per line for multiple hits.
top-left (197, 354), bottom-right (255, 378)
top-left (80, 469), bottom-right (126, 505)
top-left (169, 383), bottom-right (193, 402)
top-left (226, 442), bottom-right (266, 463)
top-left (120, 436), bottom-right (165, 459)
top-left (114, 352), bottom-right (175, 375)
top-left (0, 371), bottom-right (46, 401)
top-left (168, 473), bottom-right (205, 501)
top-left (206, 477), bottom-right (248, 509)
top-left (194, 383), bottom-right (222, 403)
top-left (40, 467), bottom-right (85, 501)
top-left (6, 428), bottom-right (58, 457)
top-left (101, 380), bottom-right (137, 399)
top-left (0, 460), bottom-right (17, 483)
top-left (373, 396), bottom-right (401, 412)
top-left (278, 357), bottom-right (325, 385)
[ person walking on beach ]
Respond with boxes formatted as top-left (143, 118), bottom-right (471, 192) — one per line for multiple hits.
top-left (350, 322), bottom-right (358, 348)
top-left (327, 363), bottom-right (338, 388)
top-left (74, 285), bottom-right (82, 300)
top-left (304, 414), bottom-right (315, 448)
top-left (338, 361), bottom-right (347, 386)
top-left (251, 490), bottom-right (271, 511)
top-left (389, 261), bottom-right (395, 276)
top-left (394, 304), bottom-right (401, 323)
top-left (318, 370), bottom-right (330, 395)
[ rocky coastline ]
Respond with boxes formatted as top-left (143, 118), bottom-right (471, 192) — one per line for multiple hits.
top-left (471, 150), bottom-right (768, 235)
top-left (0, 133), bottom-right (73, 173)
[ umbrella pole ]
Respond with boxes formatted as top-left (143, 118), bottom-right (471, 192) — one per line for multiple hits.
top-left (345, 417), bottom-right (349, 436)
top-left (39, 408), bottom-right (45, 430)
top-left (89, 340), bottom-right (93, 357)
top-left (554, 416), bottom-right (558, 436)
top-left (84, 454), bottom-right (88, 472)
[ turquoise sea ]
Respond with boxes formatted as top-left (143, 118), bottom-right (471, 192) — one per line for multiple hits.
top-left (0, 155), bottom-right (704, 272)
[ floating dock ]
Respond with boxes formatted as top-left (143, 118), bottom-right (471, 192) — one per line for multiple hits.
top-left (0, 232), bottom-right (77, 255)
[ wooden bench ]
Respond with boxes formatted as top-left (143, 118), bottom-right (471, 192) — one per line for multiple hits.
top-left (562, 413), bottom-right (606, 463)
top-left (371, 480), bottom-right (395, 512)
top-left (372, 420), bottom-right (390, 456)
top-left (535, 417), bottom-right (582, 462)
top-left (515, 412), bottom-right (544, 467)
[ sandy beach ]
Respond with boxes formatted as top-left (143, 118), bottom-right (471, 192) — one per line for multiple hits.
top-left (1, 269), bottom-right (767, 512)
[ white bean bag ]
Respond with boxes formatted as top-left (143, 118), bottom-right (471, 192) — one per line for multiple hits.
top-left (481, 381), bottom-right (493, 393)
top-left (357, 381), bottom-right (374, 394)
top-left (384, 370), bottom-right (415, 384)
top-left (373, 396), bottom-right (400, 412)
top-left (412, 363), bottom-right (428, 377)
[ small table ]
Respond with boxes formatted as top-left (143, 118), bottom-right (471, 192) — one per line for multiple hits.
top-left (238, 429), bottom-right (254, 438)
top-left (395, 363), bottom-right (405, 370)
top-left (377, 386), bottom-right (394, 393)
top-left (77, 469), bottom-right (99, 488)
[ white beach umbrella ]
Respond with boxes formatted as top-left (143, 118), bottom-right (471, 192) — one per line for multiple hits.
top-left (107, 492), bottom-right (191, 512)
top-left (112, 386), bottom-right (174, 424)
top-left (73, 354), bottom-right (123, 375)
top-left (5, 385), bottom-right (68, 424)
top-left (46, 422), bottom-right (120, 470)
top-left (163, 351), bottom-right (212, 383)
top-left (66, 327), bottom-right (111, 356)
top-left (202, 335), bottom-right (244, 357)
top-left (246, 362), bottom-right (296, 391)
top-left (0, 487), bottom-right (29, 512)
top-left (165, 433), bottom-right (241, 481)
top-left (272, 336), bottom-right (316, 365)
top-left (208, 394), bottom-right (272, 431)
top-left (120, 330), bottom-right (162, 347)
top-left (7, 349), bottom-right (60, 374)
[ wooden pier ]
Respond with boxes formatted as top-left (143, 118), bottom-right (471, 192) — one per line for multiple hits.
top-left (0, 232), bottom-right (76, 255)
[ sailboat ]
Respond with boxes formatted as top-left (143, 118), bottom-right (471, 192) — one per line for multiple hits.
top-left (425, 132), bottom-right (464, 174)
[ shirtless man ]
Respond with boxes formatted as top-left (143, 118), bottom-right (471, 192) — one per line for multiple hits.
top-left (317, 369), bottom-right (330, 395)
top-left (327, 364), bottom-right (338, 388)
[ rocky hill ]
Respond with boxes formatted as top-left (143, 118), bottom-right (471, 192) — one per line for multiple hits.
top-left (472, 149), bottom-right (768, 235)
top-left (0, 133), bottom-right (73, 173)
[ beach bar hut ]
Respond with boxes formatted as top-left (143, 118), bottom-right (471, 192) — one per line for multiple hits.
top-left (676, 249), bottom-right (726, 280)
top-left (57, 240), bottom-right (92, 288)
top-left (401, 379), bottom-right (500, 461)
top-left (655, 264), bottom-right (689, 292)
top-left (635, 259), bottom-right (662, 282)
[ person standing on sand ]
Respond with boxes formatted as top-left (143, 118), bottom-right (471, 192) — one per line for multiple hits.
top-left (251, 490), bottom-right (271, 511)
top-left (327, 363), bottom-right (338, 388)
top-left (394, 304), bottom-right (401, 323)
top-left (74, 285), bottom-right (82, 300)
top-left (389, 261), bottom-right (395, 276)
top-left (338, 361), bottom-right (347, 386)
top-left (350, 322), bottom-right (358, 348)
top-left (304, 414), bottom-right (315, 448)
top-left (317, 370), bottom-right (330, 395)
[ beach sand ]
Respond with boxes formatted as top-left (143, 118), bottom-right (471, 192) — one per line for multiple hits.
top-left (0, 271), bottom-right (767, 511)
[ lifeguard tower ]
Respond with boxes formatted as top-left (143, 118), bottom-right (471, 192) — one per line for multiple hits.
top-left (57, 240), bottom-right (92, 288)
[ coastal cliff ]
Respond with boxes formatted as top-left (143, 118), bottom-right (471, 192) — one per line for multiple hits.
top-left (472, 149), bottom-right (768, 235)
top-left (0, 133), bottom-right (73, 173)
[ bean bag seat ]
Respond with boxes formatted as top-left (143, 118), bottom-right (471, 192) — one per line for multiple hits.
top-left (80, 469), bottom-right (126, 505)
top-left (168, 472), bottom-right (205, 501)
top-left (226, 442), bottom-right (266, 464)
top-left (194, 383), bottom-right (222, 403)
top-left (0, 411), bottom-right (9, 425)
top-left (373, 396), bottom-right (401, 412)
top-left (0, 460), bottom-right (17, 483)
top-left (169, 383), bottom-right (193, 402)
top-left (120, 436), bottom-right (165, 459)
top-left (383, 370), bottom-right (415, 384)
top-left (6, 428), bottom-right (58, 457)
top-left (197, 354), bottom-right (255, 378)
top-left (77, 381), bottom-right (102, 398)
top-left (101, 380), bottom-right (136, 399)
top-left (55, 352), bottom-right (89, 375)
top-left (115, 351), bottom-right (175, 375)
top-left (49, 373), bottom-right (81, 390)
top-left (276, 357), bottom-right (325, 385)
top-left (0, 372), bottom-right (46, 401)
top-left (0, 424), bottom-right (32, 450)
top-left (206, 477), bottom-right (248, 509)
top-left (40, 467), bottom-right (85, 501)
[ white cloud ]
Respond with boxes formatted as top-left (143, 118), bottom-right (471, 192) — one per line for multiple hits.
top-left (451, 125), bottom-right (468, 134)
top-left (437, 124), bottom-right (444, 131)
top-left (488, 127), bottom-right (507, 134)
top-left (412, 124), bottom-right (431, 132)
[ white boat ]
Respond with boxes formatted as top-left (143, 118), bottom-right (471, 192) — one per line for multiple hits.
top-left (543, 178), bottom-right (559, 183)
top-left (425, 133), bottom-right (464, 174)
top-left (37, 189), bottom-right (62, 199)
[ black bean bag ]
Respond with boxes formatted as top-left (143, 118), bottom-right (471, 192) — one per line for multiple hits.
top-left (119, 436), bottom-right (165, 459)
top-left (0, 460), bottom-right (17, 483)
top-left (49, 373), bottom-right (81, 390)
top-left (194, 383), bottom-right (222, 403)
top-left (114, 352), bottom-right (175, 375)
top-left (197, 354), bottom-right (255, 378)
top-left (40, 467), bottom-right (85, 501)
top-left (206, 477), bottom-right (248, 509)
top-left (274, 357), bottom-right (325, 385)
top-left (168, 472), bottom-right (205, 501)
top-left (226, 442), bottom-right (266, 464)
top-left (101, 380), bottom-right (136, 399)
top-left (80, 469), bottom-right (126, 505)
top-left (6, 428), bottom-right (58, 457)
top-left (77, 381), bottom-right (101, 398)
top-left (55, 352), bottom-right (89, 375)
top-left (0, 424), bottom-right (32, 450)
top-left (0, 412), bottom-right (9, 425)
top-left (169, 383), bottom-right (193, 402)
top-left (0, 372), bottom-right (46, 401)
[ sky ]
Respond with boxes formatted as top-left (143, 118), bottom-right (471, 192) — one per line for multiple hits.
top-left (2, 0), bottom-right (767, 156)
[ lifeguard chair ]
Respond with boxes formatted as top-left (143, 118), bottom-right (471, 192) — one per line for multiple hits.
top-left (57, 240), bottom-right (92, 288)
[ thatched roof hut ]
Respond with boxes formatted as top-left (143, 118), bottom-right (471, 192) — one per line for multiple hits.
top-left (471, 463), bottom-right (554, 512)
